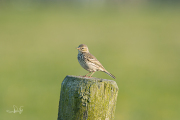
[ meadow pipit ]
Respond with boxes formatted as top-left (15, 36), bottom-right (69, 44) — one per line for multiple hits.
top-left (77, 44), bottom-right (116, 79)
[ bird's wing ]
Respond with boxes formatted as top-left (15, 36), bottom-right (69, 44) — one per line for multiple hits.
top-left (85, 53), bottom-right (105, 70)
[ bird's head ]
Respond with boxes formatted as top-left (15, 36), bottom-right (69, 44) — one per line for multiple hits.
top-left (77, 44), bottom-right (89, 53)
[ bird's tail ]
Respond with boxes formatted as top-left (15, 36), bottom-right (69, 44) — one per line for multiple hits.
top-left (104, 71), bottom-right (116, 79)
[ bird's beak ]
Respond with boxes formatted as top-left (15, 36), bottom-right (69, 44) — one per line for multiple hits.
top-left (76, 47), bottom-right (80, 50)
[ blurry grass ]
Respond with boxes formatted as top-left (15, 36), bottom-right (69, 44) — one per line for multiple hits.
top-left (0, 4), bottom-right (180, 120)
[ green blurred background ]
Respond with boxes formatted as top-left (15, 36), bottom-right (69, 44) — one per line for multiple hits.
top-left (0, 0), bottom-right (180, 120)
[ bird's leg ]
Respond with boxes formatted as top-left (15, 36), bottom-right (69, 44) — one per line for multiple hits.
top-left (83, 72), bottom-right (91, 77)
top-left (89, 71), bottom-right (95, 78)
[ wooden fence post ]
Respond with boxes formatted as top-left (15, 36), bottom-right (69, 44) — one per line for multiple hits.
top-left (57, 75), bottom-right (118, 120)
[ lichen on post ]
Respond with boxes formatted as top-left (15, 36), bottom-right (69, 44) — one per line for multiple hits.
top-left (57, 75), bottom-right (118, 120)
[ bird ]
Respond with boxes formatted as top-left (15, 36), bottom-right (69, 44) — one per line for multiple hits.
top-left (77, 44), bottom-right (116, 79)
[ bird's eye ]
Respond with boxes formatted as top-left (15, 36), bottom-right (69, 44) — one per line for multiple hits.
top-left (81, 48), bottom-right (84, 49)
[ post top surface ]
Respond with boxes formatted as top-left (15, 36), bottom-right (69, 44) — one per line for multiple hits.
top-left (68, 75), bottom-right (115, 80)
top-left (63, 75), bottom-right (118, 90)
top-left (66, 75), bottom-right (117, 84)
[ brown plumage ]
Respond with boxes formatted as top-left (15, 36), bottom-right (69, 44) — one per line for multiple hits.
top-left (77, 44), bottom-right (116, 79)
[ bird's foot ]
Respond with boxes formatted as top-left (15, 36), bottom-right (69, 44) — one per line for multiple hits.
top-left (79, 75), bottom-right (88, 77)
top-left (79, 75), bottom-right (92, 78)
top-left (82, 75), bottom-right (88, 77)
top-left (85, 76), bottom-right (93, 78)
